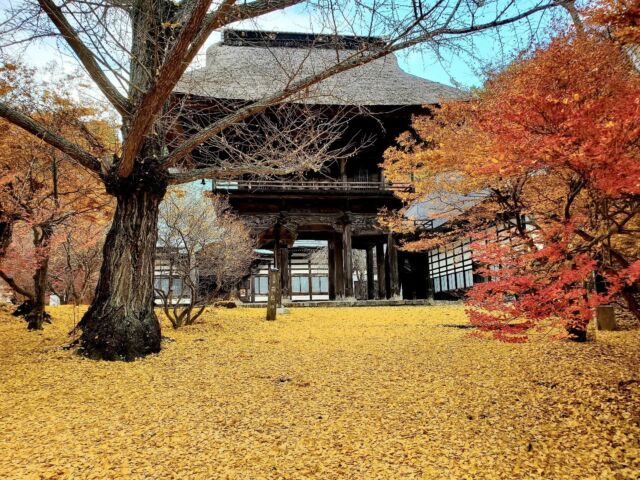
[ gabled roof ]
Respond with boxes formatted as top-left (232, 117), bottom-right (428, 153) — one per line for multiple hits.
top-left (176, 30), bottom-right (463, 106)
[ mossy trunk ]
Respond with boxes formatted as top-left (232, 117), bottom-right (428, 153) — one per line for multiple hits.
top-left (79, 173), bottom-right (166, 360)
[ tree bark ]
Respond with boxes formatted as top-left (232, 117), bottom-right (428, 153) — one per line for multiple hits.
top-left (79, 171), bottom-right (166, 360)
top-left (25, 225), bottom-right (53, 330)
top-left (0, 220), bottom-right (14, 258)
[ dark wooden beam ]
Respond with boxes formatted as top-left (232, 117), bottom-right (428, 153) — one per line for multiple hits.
top-left (376, 242), bottom-right (386, 300)
top-left (250, 273), bottom-right (255, 303)
top-left (334, 234), bottom-right (345, 299)
top-left (342, 223), bottom-right (353, 298)
top-left (387, 233), bottom-right (401, 299)
top-left (366, 245), bottom-right (375, 300)
top-left (328, 240), bottom-right (336, 300)
top-left (279, 244), bottom-right (290, 300)
top-left (425, 253), bottom-right (434, 301)
top-left (307, 256), bottom-right (313, 301)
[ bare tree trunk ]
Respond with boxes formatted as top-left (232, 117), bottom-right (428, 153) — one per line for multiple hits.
top-left (25, 225), bottom-right (53, 330)
top-left (79, 166), bottom-right (167, 360)
top-left (26, 254), bottom-right (49, 330)
top-left (558, 0), bottom-right (584, 34)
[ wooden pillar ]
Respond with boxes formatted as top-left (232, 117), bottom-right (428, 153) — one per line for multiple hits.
top-left (343, 223), bottom-right (354, 298)
top-left (384, 246), bottom-right (391, 298)
top-left (307, 257), bottom-right (313, 301)
top-left (425, 252), bottom-right (434, 301)
top-left (339, 159), bottom-right (347, 182)
top-left (273, 241), bottom-right (280, 270)
top-left (387, 233), bottom-right (401, 299)
top-left (328, 239), bottom-right (337, 300)
top-left (366, 245), bottom-right (375, 300)
top-left (279, 245), bottom-right (290, 300)
top-left (376, 242), bottom-right (386, 300)
top-left (334, 234), bottom-right (345, 298)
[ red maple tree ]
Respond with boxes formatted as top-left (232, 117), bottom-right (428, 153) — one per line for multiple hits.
top-left (384, 29), bottom-right (640, 340)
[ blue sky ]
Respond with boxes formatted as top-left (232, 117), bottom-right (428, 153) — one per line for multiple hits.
top-left (397, 20), bottom-right (552, 88)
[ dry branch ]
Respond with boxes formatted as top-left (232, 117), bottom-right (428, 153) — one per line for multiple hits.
top-left (0, 102), bottom-right (101, 173)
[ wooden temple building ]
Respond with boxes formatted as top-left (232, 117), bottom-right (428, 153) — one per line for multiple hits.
top-left (176, 30), bottom-right (462, 302)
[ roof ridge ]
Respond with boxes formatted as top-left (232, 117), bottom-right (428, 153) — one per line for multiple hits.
top-left (222, 29), bottom-right (385, 50)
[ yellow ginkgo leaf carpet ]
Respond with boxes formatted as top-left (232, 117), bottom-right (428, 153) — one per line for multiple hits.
top-left (0, 305), bottom-right (638, 479)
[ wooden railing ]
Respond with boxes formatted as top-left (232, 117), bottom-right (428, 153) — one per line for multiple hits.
top-left (211, 179), bottom-right (412, 193)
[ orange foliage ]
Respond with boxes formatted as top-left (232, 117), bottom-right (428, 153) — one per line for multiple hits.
top-left (0, 63), bottom-right (114, 314)
top-left (588, 0), bottom-right (640, 44)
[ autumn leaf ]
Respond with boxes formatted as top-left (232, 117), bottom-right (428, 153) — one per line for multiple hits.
top-left (0, 305), bottom-right (639, 479)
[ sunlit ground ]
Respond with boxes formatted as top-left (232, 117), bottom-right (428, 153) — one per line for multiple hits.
top-left (0, 305), bottom-right (638, 479)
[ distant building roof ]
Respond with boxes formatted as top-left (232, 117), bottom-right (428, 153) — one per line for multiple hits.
top-left (408, 191), bottom-right (488, 228)
top-left (176, 29), bottom-right (463, 106)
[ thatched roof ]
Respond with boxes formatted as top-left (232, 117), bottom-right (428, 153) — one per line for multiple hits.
top-left (176, 30), bottom-right (463, 106)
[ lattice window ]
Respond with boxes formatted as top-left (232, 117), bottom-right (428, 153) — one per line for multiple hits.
top-left (428, 240), bottom-right (474, 293)
top-left (292, 276), bottom-right (310, 293)
top-left (253, 276), bottom-right (269, 294)
top-left (311, 276), bottom-right (329, 293)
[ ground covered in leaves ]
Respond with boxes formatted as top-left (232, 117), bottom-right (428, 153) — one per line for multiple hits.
top-left (1, 306), bottom-right (639, 479)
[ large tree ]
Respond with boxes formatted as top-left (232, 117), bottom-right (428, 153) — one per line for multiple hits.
top-left (0, 0), bottom-right (562, 359)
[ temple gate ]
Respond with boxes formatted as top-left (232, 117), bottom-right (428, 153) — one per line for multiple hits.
top-left (175, 29), bottom-right (462, 302)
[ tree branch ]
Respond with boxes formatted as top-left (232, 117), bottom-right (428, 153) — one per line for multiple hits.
top-left (435, 1), bottom-right (556, 36)
top-left (556, 0), bottom-right (584, 35)
top-left (226, 0), bottom-right (303, 22)
top-left (117, 0), bottom-right (219, 177)
top-left (37, 0), bottom-right (130, 115)
top-left (574, 206), bottom-right (640, 256)
top-left (0, 270), bottom-right (34, 299)
top-left (197, 0), bottom-right (303, 43)
top-left (0, 102), bottom-right (102, 173)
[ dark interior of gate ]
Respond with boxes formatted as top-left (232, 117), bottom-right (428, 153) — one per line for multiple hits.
top-left (174, 29), bottom-right (466, 304)
top-left (214, 105), bottom-right (444, 303)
